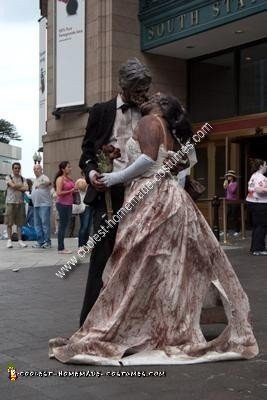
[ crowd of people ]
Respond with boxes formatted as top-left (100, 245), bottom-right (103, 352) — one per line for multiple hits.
top-left (3, 58), bottom-right (265, 366)
top-left (4, 161), bottom-right (92, 253)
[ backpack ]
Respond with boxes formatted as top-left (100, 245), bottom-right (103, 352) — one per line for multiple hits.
top-left (21, 225), bottom-right (37, 241)
top-left (9, 175), bottom-right (24, 184)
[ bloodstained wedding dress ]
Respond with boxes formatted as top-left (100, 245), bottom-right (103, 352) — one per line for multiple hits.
top-left (49, 134), bottom-right (258, 365)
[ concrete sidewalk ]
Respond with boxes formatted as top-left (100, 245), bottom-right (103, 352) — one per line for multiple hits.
top-left (0, 237), bottom-right (90, 272)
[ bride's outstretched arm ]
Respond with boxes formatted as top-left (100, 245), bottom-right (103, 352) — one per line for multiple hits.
top-left (100, 115), bottom-right (161, 187)
top-left (100, 153), bottom-right (155, 187)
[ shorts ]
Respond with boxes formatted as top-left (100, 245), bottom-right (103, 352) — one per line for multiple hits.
top-left (4, 203), bottom-right (26, 227)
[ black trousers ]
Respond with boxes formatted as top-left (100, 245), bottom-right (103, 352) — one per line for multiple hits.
top-left (227, 204), bottom-right (240, 232)
top-left (79, 185), bottom-right (125, 326)
top-left (247, 202), bottom-right (267, 252)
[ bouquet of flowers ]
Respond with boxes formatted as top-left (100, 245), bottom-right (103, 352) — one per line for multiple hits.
top-left (96, 144), bottom-right (121, 219)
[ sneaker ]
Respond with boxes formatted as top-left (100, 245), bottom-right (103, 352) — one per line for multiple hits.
top-left (233, 232), bottom-right (240, 237)
top-left (32, 242), bottom-right (43, 248)
top-left (252, 251), bottom-right (267, 256)
top-left (42, 242), bottom-right (51, 249)
top-left (18, 240), bottom-right (27, 248)
top-left (7, 239), bottom-right (13, 248)
top-left (58, 249), bottom-right (72, 254)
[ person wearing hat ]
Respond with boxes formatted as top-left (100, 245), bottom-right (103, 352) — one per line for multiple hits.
top-left (223, 170), bottom-right (240, 236)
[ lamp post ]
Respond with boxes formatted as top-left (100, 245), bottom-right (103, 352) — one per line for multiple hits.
top-left (36, 152), bottom-right (42, 164)
top-left (33, 152), bottom-right (42, 165)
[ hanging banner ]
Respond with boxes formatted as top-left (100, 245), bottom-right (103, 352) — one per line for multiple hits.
top-left (55, 0), bottom-right (85, 108)
top-left (39, 17), bottom-right (47, 145)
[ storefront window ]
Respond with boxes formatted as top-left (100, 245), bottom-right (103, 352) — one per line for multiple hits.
top-left (189, 40), bottom-right (267, 122)
top-left (239, 42), bottom-right (267, 115)
top-left (189, 52), bottom-right (235, 122)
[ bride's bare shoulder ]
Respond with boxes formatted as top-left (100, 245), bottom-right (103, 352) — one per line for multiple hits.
top-left (132, 115), bottom-right (162, 160)
top-left (134, 115), bottom-right (160, 137)
top-left (136, 114), bottom-right (161, 133)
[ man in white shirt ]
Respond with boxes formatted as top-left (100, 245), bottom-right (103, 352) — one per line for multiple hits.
top-left (31, 164), bottom-right (52, 248)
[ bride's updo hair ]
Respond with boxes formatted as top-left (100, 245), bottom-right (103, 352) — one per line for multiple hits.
top-left (141, 93), bottom-right (193, 144)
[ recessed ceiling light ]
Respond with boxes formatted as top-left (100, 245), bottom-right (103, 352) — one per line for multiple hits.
top-left (186, 45), bottom-right (195, 49)
top-left (235, 30), bottom-right (244, 34)
top-left (245, 56), bottom-right (252, 61)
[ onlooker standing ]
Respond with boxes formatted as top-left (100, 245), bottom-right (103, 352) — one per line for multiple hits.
top-left (50, 187), bottom-right (59, 235)
top-left (223, 170), bottom-right (240, 236)
top-left (246, 159), bottom-right (267, 256)
top-left (5, 162), bottom-right (28, 248)
top-left (54, 161), bottom-right (75, 254)
top-left (31, 164), bottom-right (52, 248)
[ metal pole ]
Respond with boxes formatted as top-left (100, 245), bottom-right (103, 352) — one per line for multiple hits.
top-left (208, 200), bottom-right (212, 227)
top-left (241, 202), bottom-right (245, 239)
top-left (212, 196), bottom-right (220, 241)
top-left (223, 198), bottom-right (227, 243)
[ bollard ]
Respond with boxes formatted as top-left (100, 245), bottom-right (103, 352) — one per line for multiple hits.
top-left (212, 195), bottom-right (220, 241)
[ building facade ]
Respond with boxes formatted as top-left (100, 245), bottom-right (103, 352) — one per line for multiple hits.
top-left (40, 0), bottom-right (267, 218)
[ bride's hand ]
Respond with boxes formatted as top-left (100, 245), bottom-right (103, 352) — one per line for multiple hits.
top-left (99, 172), bottom-right (122, 188)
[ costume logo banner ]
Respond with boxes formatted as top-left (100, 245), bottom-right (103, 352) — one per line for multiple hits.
top-left (55, 0), bottom-right (85, 107)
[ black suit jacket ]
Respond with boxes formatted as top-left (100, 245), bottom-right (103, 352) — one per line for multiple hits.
top-left (79, 97), bottom-right (117, 206)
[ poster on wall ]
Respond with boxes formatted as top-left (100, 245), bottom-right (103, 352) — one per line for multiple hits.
top-left (55, 0), bottom-right (85, 108)
top-left (39, 17), bottom-right (47, 145)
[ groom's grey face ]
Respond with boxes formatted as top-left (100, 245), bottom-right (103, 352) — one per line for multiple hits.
top-left (123, 83), bottom-right (150, 107)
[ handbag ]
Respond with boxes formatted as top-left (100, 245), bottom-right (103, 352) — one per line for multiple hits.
top-left (72, 190), bottom-right (86, 214)
top-left (184, 175), bottom-right (206, 201)
top-left (72, 202), bottom-right (86, 215)
top-left (72, 190), bottom-right (81, 205)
